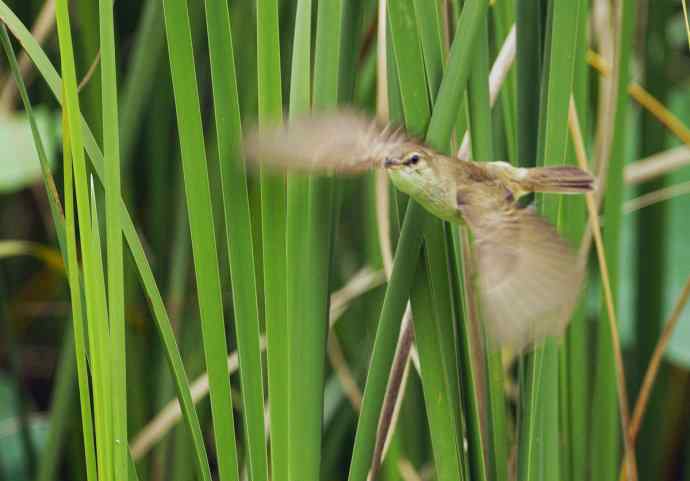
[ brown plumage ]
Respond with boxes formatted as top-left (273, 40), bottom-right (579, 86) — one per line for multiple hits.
top-left (244, 110), bottom-right (594, 351)
top-left (456, 184), bottom-right (582, 350)
top-left (243, 109), bottom-right (409, 174)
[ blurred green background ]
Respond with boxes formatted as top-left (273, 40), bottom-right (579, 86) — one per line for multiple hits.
top-left (0, 0), bottom-right (690, 480)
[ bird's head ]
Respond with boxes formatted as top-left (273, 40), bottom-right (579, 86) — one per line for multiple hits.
top-left (383, 145), bottom-right (436, 196)
top-left (383, 144), bottom-right (433, 170)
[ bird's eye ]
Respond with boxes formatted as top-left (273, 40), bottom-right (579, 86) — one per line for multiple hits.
top-left (408, 154), bottom-right (420, 165)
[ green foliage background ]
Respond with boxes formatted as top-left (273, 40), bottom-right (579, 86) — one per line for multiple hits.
top-left (0, 1), bottom-right (689, 481)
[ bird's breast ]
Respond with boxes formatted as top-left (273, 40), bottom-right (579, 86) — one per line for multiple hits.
top-left (387, 170), bottom-right (463, 224)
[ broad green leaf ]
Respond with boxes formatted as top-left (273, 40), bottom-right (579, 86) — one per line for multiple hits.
top-left (0, 108), bottom-right (58, 193)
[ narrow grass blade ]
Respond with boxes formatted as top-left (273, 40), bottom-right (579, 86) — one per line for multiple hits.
top-left (60, 107), bottom-right (98, 481)
top-left (284, 1), bottom-right (315, 481)
top-left (466, 16), bottom-right (507, 481)
top-left (346, 199), bottom-right (427, 481)
top-left (562, 3), bottom-right (591, 480)
top-left (97, 1), bottom-right (127, 479)
top-left (411, 0), bottom-right (444, 97)
top-left (347, 2), bottom-right (489, 480)
top-left (87, 174), bottom-right (114, 481)
top-left (519, 2), bottom-right (584, 481)
top-left (288, 2), bottom-right (344, 481)
top-left (491, 0), bottom-right (518, 164)
top-left (204, 2), bottom-right (267, 481)
top-left (515, 0), bottom-right (544, 169)
top-left (514, 2), bottom-right (544, 478)
top-left (255, 0), bottom-right (288, 479)
top-left (55, 2), bottom-right (114, 479)
top-left (389, 2), bottom-right (467, 480)
top-left (634, 4), bottom-right (673, 478)
top-left (67, 0), bottom-right (100, 144)
top-left (408, 251), bottom-right (466, 481)
top-left (635, 1), bottom-right (673, 370)
top-left (0, 7), bottom-right (213, 479)
top-left (388, 0), bottom-right (430, 129)
top-left (119, 0), bottom-right (166, 167)
top-left (1, 25), bottom-right (89, 481)
top-left (439, 17), bottom-right (493, 478)
top-left (591, 1), bottom-right (636, 480)
top-left (160, 1), bottom-right (239, 480)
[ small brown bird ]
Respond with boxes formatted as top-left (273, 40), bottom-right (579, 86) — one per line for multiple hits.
top-left (244, 109), bottom-right (594, 351)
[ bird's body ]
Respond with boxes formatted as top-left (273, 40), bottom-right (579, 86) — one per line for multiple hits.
top-left (384, 147), bottom-right (592, 225)
top-left (244, 109), bottom-right (594, 351)
top-left (386, 153), bottom-right (509, 225)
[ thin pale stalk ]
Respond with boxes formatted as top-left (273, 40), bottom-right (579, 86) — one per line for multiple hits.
top-left (0, 0), bottom-right (55, 109)
top-left (457, 24), bottom-right (515, 160)
top-left (618, 271), bottom-right (690, 481)
top-left (624, 181), bottom-right (690, 213)
top-left (131, 266), bottom-right (383, 459)
top-left (590, 1), bottom-right (635, 478)
top-left (625, 147), bottom-right (690, 185)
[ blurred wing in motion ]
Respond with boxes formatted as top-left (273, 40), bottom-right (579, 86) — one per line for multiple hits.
top-left (457, 189), bottom-right (582, 352)
top-left (243, 109), bottom-right (410, 174)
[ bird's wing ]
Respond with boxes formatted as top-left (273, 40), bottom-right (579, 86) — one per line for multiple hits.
top-left (457, 187), bottom-right (582, 352)
top-left (243, 109), bottom-right (410, 174)
top-left (436, 158), bottom-right (495, 185)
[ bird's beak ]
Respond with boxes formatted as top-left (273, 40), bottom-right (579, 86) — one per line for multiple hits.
top-left (384, 157), bottom-right (400, 168)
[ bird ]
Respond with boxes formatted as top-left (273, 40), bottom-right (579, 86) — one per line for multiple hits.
top-left (243, 109), bottom-right (594, 351)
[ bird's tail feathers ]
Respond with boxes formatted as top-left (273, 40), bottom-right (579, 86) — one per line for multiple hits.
top-left (522, 165), bottom-right (595, 194)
